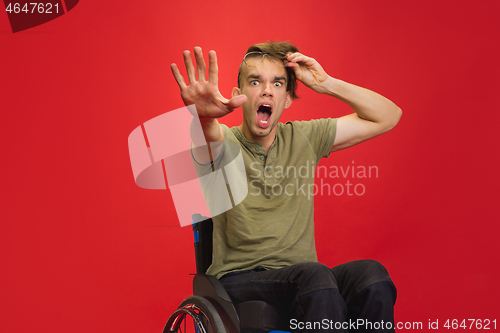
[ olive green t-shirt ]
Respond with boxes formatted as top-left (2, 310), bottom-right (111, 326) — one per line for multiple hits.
top-left (205, 118), bottom-right (337, 279)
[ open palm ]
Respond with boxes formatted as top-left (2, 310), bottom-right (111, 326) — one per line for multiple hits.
top-left (171, 47), bottom-right (246, 119)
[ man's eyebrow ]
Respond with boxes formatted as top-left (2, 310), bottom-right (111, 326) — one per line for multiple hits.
top-left (245, 74), bottom-right (287, 82)
top-left (246, 74), bottom-right (261, 80)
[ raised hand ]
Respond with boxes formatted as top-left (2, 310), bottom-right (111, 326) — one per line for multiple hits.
top-left (171, 47), bottom-right (247, 119)
top-left (286, 52), bottom-right (331, 94)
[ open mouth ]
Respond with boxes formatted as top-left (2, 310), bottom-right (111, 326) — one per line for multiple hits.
top-left (256, 103), bottom-right (272, 127)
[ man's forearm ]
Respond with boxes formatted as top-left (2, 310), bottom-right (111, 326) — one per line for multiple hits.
top-left (190, 117), bottom-right (223, 146)
top-left (322, 76), bottom-right (402, 129)
top-left (190, 117), bottom-right (224, 164)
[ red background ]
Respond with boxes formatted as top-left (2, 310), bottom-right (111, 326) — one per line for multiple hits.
top-left (1, 0), bottom-right (499, 332)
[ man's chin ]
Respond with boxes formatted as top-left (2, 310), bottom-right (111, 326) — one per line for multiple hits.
top-left (254, 126), bottom-right (276, 138)
top-left (241, 121), bottom-right (275, 139)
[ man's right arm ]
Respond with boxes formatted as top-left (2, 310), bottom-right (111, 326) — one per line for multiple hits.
top-left (190, 117), bottom-right (224, 164)
top-left (171, 47), bottom-right (247, 164)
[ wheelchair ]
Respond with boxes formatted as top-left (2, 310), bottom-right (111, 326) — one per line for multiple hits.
top-left (163, 214), bottom-right (291, 333)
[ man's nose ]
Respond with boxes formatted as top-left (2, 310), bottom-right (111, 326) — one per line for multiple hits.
top-left (261, 82), bottom-right (273, 96)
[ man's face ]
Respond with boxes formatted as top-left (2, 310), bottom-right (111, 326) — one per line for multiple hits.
top-left (233, 58), bottom-right (292, 141)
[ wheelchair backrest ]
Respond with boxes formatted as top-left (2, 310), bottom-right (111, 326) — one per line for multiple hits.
top-left (192, 214), bottom-right (213, 274)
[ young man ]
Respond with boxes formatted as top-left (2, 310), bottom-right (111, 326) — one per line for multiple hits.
top-left (171, 42), bottom-right (402, 332)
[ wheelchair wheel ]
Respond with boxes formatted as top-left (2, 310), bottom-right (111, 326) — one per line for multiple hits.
top-left (163, 296), bottom-right (227, 333)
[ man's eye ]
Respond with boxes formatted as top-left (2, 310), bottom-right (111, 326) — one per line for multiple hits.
top-left (250, 81), bottom-right (259, 86)
top-left (274, 82), bottom-right (283, 87)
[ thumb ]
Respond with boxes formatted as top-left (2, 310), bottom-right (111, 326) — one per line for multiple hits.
top-left (286, 62), bottom-right (302, 79)
top-left (226, 94), bottom-right (247, 111)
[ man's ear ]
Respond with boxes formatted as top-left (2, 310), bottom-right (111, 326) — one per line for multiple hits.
top-left (285, 93), bottom-right (293, 109)
top-left (232, 87), bottom-right (241, 98)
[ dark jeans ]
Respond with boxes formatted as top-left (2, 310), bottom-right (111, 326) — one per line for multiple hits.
top-left (219, 260), bottom-right (397, 333)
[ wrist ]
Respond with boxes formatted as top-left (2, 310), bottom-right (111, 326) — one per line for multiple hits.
top-left (198, 117), bottom-right (221, 130)
top-left (199, 117), bottom-right (223, 142)
top-left (319, 76), bottom-right (342, 96)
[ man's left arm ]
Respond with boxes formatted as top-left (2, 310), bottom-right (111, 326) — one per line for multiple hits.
top-left (286, 52), bottom-right (402, 152)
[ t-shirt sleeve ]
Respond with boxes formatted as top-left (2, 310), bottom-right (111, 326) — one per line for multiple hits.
top-left (294, 118), bottom-right (337, 161)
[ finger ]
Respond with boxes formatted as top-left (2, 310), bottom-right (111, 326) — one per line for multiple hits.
top-left (286, 52), bottom-right (302, 61)
top-left (226, 94), bottom-right (247, 111)
top-left (288, 53), bottom-right (319, 72)
top-left (208, 50), bottom-right (219, 85)
top-left (194, 46), bottom-right (206, 81)
top-left (183, 50), bottom-right (196, 84)
top-left (288, 53), bottom-right (310, 63)
top-left (286, 61), bottom-right (302, 78)
top-left (170, 63), bottom-right (187, 89)
top-left (286, 52), bottom-right (299, 60)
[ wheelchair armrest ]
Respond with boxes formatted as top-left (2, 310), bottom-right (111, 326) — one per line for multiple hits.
top-left (193, 274), bottom-right (240, 333)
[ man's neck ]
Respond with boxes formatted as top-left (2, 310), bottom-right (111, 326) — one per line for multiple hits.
top-left (238, 124), bottom-right (277, 153)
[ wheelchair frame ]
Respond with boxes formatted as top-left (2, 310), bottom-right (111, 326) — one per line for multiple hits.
top-left (162, 215), bottom-right (291, 333)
